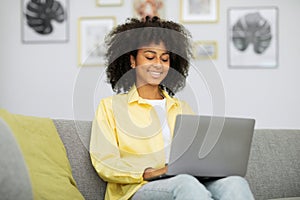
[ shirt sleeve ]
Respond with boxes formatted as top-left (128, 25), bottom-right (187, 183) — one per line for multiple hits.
top-left (89, 99), bottom-right (144, 184)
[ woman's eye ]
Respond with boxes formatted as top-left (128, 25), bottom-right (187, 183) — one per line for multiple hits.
top-left (145, 56), bottom-right (155, 60)
top-left (161, 56), bottom-right (169, 62)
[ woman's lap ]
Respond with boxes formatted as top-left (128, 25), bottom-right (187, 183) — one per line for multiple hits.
top-left (131, 174), bottom-right (254, 200)
top-left (132, 174), bottom-right (211, 200)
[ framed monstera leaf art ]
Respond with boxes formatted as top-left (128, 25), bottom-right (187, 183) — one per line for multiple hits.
top-left (227, 7), bottom-right (278, 68)
top-left (22, 0), bottom-right (69, 43)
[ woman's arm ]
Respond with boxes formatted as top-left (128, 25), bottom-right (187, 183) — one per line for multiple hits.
top-left (90, 99), bottom-right (145, 184)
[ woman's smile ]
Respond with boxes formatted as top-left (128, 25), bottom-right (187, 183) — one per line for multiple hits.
top-left (147, 69), bottom-right (164, 79)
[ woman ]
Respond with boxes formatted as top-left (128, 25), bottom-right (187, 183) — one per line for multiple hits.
top-left (90, 16), bottom-right (254, 200)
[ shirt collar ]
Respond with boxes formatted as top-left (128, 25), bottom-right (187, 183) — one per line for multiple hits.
top-left (127, 85), bottom-right (144, 104)
top-left (127, 85), bottom-right (177, 109)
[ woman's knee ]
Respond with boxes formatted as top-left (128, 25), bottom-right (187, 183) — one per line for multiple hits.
top-left (220, 176), bottom-right (250, 189)
top-left (173, 174), bottom-right (200, 186)
top-left (172, 174), bottom-right (212, 199)
top-left (205, 176), bottom-right (254, 200)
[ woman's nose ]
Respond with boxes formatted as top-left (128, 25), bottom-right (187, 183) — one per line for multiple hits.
top-left (153, 60), bottom-right (163, 69)
top-left (153, 56), bottom-right (163, 66)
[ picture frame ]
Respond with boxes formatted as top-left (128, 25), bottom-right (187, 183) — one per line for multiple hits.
top-left (180, 0), bottom-right (219, 23)
top-left (96, 0), bottom-right (123, 7)
top-left (78, 16), bottom-right (116, 66)
top-left (228, 7), bottom-right (279, 68)
top-left (133, 0), bottom-right (165, 19)
top-left (193, 41), bottom-right (218, 60)
top-left (22, 0), bottom-right (69, 43)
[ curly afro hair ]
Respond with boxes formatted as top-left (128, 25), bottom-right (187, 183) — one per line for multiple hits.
top-left (105, 16), bottom-right (193, 96)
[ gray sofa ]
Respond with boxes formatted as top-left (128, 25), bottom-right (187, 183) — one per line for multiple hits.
top-left (1, 115), bottom-right (299, 200)
top-left (53, 119), bottom-right (300, 200)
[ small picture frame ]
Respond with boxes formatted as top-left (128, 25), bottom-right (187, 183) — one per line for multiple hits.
top-left (133, 0), bottom-right (165, 19)
top-left (96, 0), bottom-right (123, 6)
top-left (193, 41), bottom-right (218, 60)
top-left (180, 0), bottom-right (219, 23)
top-left (78, 16), bottom-right (116, 66)
top-left (22, 0), bottom-right (69, 43)
top-left (228, 7), bottom-right (278, 68)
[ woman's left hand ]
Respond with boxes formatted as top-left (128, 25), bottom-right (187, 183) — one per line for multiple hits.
top-left (143, 166), bottom-right (168, 180)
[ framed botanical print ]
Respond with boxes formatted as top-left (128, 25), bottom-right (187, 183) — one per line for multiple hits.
top-left (228, 7), bottom-right (278, 68)
top-left (22, 0), bottom-right (69, 43)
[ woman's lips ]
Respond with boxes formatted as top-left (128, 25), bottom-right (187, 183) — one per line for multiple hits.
top-left (148, 70), bottom-right (163, 78)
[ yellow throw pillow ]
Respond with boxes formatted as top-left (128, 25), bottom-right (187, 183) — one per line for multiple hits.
top-left (0, 109), bottom-right (84, 200)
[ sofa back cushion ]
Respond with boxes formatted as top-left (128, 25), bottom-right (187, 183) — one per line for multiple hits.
top-left (0, 118), bottom-right (32, 200)
top-left (0, 110), bottom-right (84, 200)
top-left (245, 129), bottom-right (300, 200)
top-left (53, 119), bottom-right (107, 200)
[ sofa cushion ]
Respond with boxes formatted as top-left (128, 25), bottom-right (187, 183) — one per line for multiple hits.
top-left (245, 129), bottom-right (300, 200)
top-left (0, 118), bottom-right (32, 200)
top-left (269, 198), bottom-right (300, 200)
top-left (0, 110), bottom-right (84, 200)
top-left (53, 119), bottom-right (107, 200)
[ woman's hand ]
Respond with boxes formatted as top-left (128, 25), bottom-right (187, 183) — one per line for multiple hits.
top-left (143, 166), bottom-right (168, 180)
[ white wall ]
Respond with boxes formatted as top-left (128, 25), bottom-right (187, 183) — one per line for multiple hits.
top-left (0, 0), bottom-right (299, 129)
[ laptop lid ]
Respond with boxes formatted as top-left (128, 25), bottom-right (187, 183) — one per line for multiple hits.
top-left (166, 115), bottom-right (255, 178)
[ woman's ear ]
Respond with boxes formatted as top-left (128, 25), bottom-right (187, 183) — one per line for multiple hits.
top-left (130, 55), bottom-right (136, 68)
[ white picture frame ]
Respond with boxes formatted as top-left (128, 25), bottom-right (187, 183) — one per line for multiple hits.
top-left (22, 0), bottom-right (69, 43)
top-left (78, 16), bottom-right (116, 66)
top-left (180, 0), bottom-right (219, 23)
top-left (228, 7), bottom-right (279, 68)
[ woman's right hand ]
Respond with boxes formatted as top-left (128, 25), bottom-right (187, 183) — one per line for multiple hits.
top-left (143, 166), bottom-right (168, 180)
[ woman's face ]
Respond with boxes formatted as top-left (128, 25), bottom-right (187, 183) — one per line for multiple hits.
top-left (130, 42), bottom-right (170, 87)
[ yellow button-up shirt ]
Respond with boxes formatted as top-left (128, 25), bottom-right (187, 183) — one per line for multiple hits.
top-left (90, 85), bottom-right (194, 200)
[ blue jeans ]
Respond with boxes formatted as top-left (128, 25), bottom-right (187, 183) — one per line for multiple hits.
top-left (131, 174), bottom-right (254, 200)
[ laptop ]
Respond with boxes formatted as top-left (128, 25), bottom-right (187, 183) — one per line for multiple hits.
top-left (145, 115), bottom-right (255, 181)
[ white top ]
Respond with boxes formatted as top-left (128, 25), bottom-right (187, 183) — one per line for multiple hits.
top-left (145, 98), bottom-right (171, 163)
